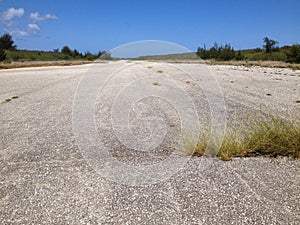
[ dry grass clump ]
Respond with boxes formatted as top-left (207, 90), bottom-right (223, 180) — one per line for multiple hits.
top-left (0, 61), bottom-right (90, 70)
top-left (204, 60), bottom-right (300, 70)
top-left (192, 116), bottom-right (300, 160)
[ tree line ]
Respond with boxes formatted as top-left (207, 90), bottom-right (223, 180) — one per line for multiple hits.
top-left (197, 43), bottom-right (244, 61)
top-left (0, 33), bottom-right (108, 61)
top-left (58, 45), bottom-right (106, 60)
top-left (197, 37), bottom-right (300, 63)
top-left (1, 33), bottom-right (300, 63)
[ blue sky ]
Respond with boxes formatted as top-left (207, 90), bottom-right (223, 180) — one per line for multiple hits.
top-left (0, 0), bottom-right (300, 54)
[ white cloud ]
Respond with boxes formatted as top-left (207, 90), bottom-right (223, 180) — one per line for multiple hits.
top-left (2, 8), bottom-right (24, 20)
top-left (28, 23), bottom-right (40, 31)
top-left (9, 29), bottom-right (29, 37)
top-left (29, 12), bottom-right (58, 22)
top-left (1, 8), bottom-right (57, 37)
top-left (7, 24), bottom-right (41, 37)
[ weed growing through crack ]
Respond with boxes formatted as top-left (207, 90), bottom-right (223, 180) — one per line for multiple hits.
top-left (191, 116), bottom-right (300, 160)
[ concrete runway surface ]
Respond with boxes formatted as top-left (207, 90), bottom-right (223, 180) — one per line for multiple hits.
top-left (0, 61), bottom-right (299, 224)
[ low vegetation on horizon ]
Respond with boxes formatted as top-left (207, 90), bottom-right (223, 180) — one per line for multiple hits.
top-left (196, 37), bottom-right (300, 63)
top-left (133, 37), bottom-right (300, 66)
top-left (1, 33), bottom-right (300, 64)
top-left (0, 33), bottom-right (111, 63)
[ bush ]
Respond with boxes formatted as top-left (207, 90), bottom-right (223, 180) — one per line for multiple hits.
top-left (286, 44), bottom-right (300, 63)
top-left (235, 50), bottom-right (245, 61)
top-left (197, 43), bottom-right (238, 61)
top-left (61, 45), bottom-right (74, 57)
top-left (197, 45), bottom-right (210, 59)
top-left (0, 48), bottom-right (6, 61)
top-left (218, 44), bottom-right (236, 61)
top-left (245, 52), bottom-right (287, 61)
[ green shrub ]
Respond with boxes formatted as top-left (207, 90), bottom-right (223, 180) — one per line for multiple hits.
top-left (286, 44), bottom-right (300, 63)
top-left (0, 48), bottom-right (6, 61)
top-left (61, 45), bottom-right (73, 56)
top-left (4, 49), bottom-right (98, 62)
top-left (245, 52), bottom-right (287, 61)
top-left (197, 43), bottom-right (236, 61)
top-left (235, 50), bottom-right (245, 61)
top-left (197, 45), bottom-right (210, 59)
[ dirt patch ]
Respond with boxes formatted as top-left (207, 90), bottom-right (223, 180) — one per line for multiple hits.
top-left (0, 60), bottom-right (92, 70)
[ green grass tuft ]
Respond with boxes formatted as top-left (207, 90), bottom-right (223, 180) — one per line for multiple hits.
top-left (244, 117), bottom-right (300, 158)
top-left (192, 117), bottom-right (300, 160)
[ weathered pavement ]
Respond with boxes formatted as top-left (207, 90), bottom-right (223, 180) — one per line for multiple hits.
top-left (0, 61), bottom-right (299, 224)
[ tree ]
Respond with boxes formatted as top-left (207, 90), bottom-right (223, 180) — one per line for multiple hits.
top-left (0, 48), bottom-right (6, 61)
top-left (0, 33), bottom-right (16, 50)
top-left (209, 42), bottom-right (219, 59)
top-left (263, 37), bottom-right (278, 53)
top-left (73, 49), bottom-right (81, 58)
top-left (197, 42), bottom-right (237, 61)
top-left (197, 45), bottom-right (210, 59)
top-left (218, 43), bottom-right (235, 61)
top-left (61, 45), bottom-right (73, 56)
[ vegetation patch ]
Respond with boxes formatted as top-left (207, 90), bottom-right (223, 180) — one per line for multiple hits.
top-left (197, 37), bottom-right (300, 63)
top-left (0, 61), bottom-right (91, 70)
top-left (113, 151), bottom-right (122, 158)
top-left (192, 116), bottom-right (300, 160)
top-left (204, 60), bottom-right (300, 70)
top-left (2, 96), bottom-right (19, 103)
top-left (0, 33), bottom-right (109, 63)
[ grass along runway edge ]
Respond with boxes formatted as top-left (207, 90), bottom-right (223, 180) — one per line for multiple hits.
top-left (192, 116), bottom-right (300, 161)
